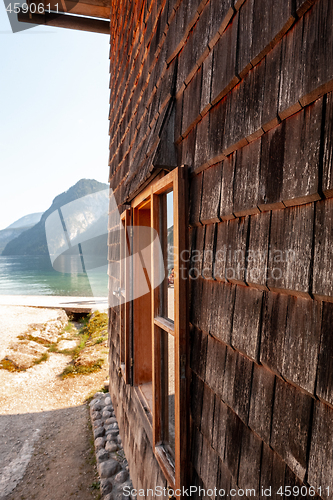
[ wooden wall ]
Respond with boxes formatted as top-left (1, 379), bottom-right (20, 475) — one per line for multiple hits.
top-left (108, 0), bottom-right (333, 497)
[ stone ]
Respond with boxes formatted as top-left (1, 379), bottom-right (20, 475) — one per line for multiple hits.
top-left (104, 494), bottom-right (113, 500)
top-left (57, 339), bottom-right (77, 351)
top-left (94, 426), bottom-right (105, 439)
top-left (106, 430), bottom-right (119, 438)
top-left (98, 459), bottom-right (122, 479)
top-left (104, 396), bottom-right (112, 405)
top-left (105, 441), bottom-right (119, 453)
top-left (105, 417), bottom-right (117, 425)
top-left (92, 401), bottom-right (104, 412)
top-left (91, 411), bottom-right (102, 421)
top-left (104, 405), bottom-right (114, 413)
top-left (93, 419), bottom-right (103, 429)
top-left (94, 437), bottom-right (106, 451)
top-left (100, 478), bottom-right (113, 495)
top-left (103, 410), bottom-right (112, 419)
top-left (114, 470), bottom-right (129, 483)
top-left (96, 448), bottom-right (109, 462)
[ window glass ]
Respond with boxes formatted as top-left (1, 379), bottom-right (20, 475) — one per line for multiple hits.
top-left (161, 329), bottom-right (175, 460)
top-left (161, 191), bottom-right (174, 322)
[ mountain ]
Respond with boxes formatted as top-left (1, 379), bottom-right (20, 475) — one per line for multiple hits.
top-left (0, 212), bottom-right (43, 254)
top-left (2, 179), bottom-right (108, 257)
top-left (6, 213), bottom-right (43, 229)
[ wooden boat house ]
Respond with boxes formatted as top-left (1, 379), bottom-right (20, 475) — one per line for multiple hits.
top-left (19, 0), bottom-right (333, 497)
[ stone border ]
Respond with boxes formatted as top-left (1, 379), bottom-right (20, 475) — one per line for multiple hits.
top-left (89, 391), bottom-right (133, 500)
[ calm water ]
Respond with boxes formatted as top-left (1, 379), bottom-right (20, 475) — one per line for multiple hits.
top-left (0, 255), bottom-right (108, 297)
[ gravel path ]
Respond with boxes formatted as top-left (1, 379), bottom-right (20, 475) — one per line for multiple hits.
top-left (0, 305), bottom-right (109, 500)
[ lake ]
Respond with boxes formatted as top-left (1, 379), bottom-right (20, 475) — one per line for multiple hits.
top-left (0, 255), bottom-right (108, 297)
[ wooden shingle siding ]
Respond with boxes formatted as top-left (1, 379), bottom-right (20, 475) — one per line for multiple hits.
top-left (108, 0), bottom-right (333, 495)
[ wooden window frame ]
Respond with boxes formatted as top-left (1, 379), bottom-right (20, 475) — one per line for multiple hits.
top-left (120, 167), bottom-right (189, 492)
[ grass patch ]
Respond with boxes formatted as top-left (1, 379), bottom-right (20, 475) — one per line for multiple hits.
top-left (33, 352), bottom-right (49, 365)
top-left (61, 359), bottom-right (104, 378)
top-left (91, 481), bottom-right (100, 490)
top-left (0, 358), bottom-right (18, 372)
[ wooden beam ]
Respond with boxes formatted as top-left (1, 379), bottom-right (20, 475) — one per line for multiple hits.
top-left (17, 11), bottom-right (110, 34)
top-left (50, 0), bottom-right (109, 19)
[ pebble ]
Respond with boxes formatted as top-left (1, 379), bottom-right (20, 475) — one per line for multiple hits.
top-left (98, 459), bottom-right (122, 479)
top-left (93, 418), bottom-right (103, 428)
top-left (100, 478), bottom-right (113, 495)
top-left (94, 426), bottom-right (105, 439)
top-left (94, 437), bottom-right (106, 451)
top-left (114, 470), bottom-right (129, 483)
top-left (105, 441), bottom-right (119, 453)
top-left (96, 448), bottom-right (110, 462)
top-left (89, 392), bottom-right (133, 499)
top-left (105, 417), bottom-right (117, 425)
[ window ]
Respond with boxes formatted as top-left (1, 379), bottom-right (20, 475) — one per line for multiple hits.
top-left (119, 167), bottom-right (189, 491)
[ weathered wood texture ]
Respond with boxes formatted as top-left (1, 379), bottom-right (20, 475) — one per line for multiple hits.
top-left (108, 0), bottom-right (333, 497)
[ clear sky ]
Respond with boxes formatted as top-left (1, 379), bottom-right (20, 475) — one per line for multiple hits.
top-left (0, 7), bottom-right (110, 230)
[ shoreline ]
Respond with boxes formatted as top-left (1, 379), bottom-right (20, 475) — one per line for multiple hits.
top-left (0, 295), bottom-right (108, 313)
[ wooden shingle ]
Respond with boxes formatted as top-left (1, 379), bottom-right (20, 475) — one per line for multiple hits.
top-left (248, 363), bottom-right (275, 443)
top-left (232, 285), bottom-right (263, 361)
top-left (270, 377), bottom-right (312, 481)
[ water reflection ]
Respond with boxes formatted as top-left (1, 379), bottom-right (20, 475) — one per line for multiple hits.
top-left (0, 255), bottom-right (108, 296)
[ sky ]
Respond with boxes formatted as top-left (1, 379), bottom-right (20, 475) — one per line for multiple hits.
top-left (0, 6), bottom-right (111, 230)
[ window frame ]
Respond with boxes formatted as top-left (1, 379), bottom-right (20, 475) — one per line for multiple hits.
top-left (119, 167), bottom-right (189, 491)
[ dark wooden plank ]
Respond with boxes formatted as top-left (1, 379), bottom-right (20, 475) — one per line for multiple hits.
top-left (262, 40), bottom-right (282, 131)
top-left (220, 153), bottom-right (236, 221)
top-left (205, 334), bottom-right (227, 398)
top-left (316, 301), bottom-right (333, 406)
top-left (267, 204), bottom-right (314, 297)
top-left (282, 98), bottom-right (323, 206)
top-left (232, 285), bottom-right (263, 361)
top-left (214, 218), bottom-right (249, 284)
top-left (181, 67), bottom-right (202, 137)
top-left (278, 19), bottom-right (304, 121)
top-left (209, 99), bottom-right (227, 164)
top-left (194, 114), bottom-right (210, 171)
top-left (237, 426), bottom-right (262, 494)
top-left (313, 199), bottom-right (333, 301)
top-left (200, 50), bottom-right (213, 116)
top-left (201, 382), bottom-right (215, 445)
top-left (210, 281), bottom-right (236, 345)
top-left (201, 279), bottom-right (214, 335)
top-left (190, 325), bottom-right (207, 380)
top-left (182, 127), bottom-right (197, 173)
top-left (190, 373), bottom-right (205, 429)
top-left (211, 13), bottom-right (240, 105)
top-left (200, 435), bottom-right (219, 492)
top-left (270, 377), bottom-right (312, 481)
top-left (202, 224), bottom-right (216, 279)
top-left (323, 92), bottom-right (333, 198)
top-left (237, 0), bottom-right (254, 78)
top-left (224, 407), bottom-right (245, 478)
top-left (260, 443), bottom-right (286, 500)
top-left (222, 347), bottom-right (253, 424)
top-left (200, 164), bottom-right (222, 224)
top-left (301, 0), bottom-right (333, 107)
top-left (216, 459), bottom-right (233, 498)
top-left (251, 0), bottom-right (294, 67)
top-left (248, 363), bottom-right (275, 443)
top-left (258, 122), bottom-right (286, 211)
top-left (189, 173), bottom-right (203, 228)
top-left (308, 400), bottom-right (333, 500)
top-left (246, 211), bottom-right (270, 289)
top-left (212, 398), bottom-right (228, 460)
top-left (282, 297), bottom-right (321, 395)
top-left (260, 290), bottom-right (288, 375)
top-left (233, 139), bottom-right (261, 217)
